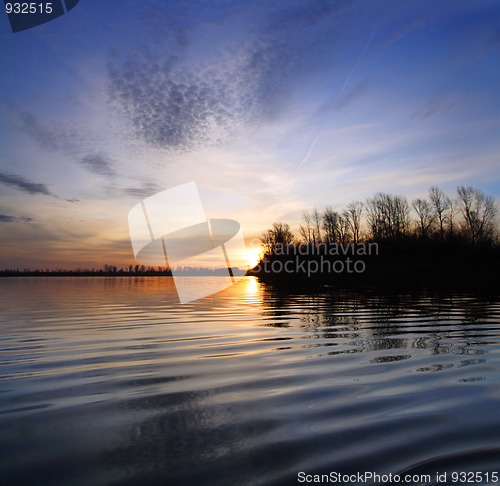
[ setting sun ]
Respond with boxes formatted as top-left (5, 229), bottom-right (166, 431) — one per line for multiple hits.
top-left (244, 248), bottom-right (262, 268)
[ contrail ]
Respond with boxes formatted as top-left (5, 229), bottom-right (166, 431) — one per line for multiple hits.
top-left (296, 134), bottom-right (320, 172)
top-left (294, 25), bottom-right (379, 175)
top-left (340, 25), bottom-right (378, 95)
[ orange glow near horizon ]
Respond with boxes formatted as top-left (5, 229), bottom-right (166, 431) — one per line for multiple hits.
top-left (244, 248), bottom-right (262, 268)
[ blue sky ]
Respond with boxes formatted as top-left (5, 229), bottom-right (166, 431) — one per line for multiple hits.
top-left (0, 0), bottom-right (499, 268)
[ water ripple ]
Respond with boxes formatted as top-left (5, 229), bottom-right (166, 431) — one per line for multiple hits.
top-left (0, 277), bottom-right (499, 485)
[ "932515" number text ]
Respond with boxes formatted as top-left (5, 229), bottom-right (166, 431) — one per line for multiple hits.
top-left (5, 3), bottom-right (53, 14)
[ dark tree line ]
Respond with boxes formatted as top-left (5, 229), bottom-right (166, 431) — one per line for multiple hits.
top-left (0, 265), bottom-right (241, 277)
top-left (261, 185), bottom-right (498, 250)
top-left (0, 265), bottom-right (174, 276)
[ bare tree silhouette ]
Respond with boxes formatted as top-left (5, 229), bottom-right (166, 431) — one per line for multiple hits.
top-left (429, 186), bottom-right (449, 242)
top-left (457, 186), bottom-right (498, 246)
top-left (366, 193), bottom-right (410, 240)
top-left (412, 198), bottom-right (435, 239)
top-left (344, 201), bottom-right (363, 244)
top-left (261, 222), bottom-right (295, 253)
top-left (322, 207), bottom-right (339, 244)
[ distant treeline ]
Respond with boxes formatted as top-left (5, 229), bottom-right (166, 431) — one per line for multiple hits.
top-left (0, 265), bottom-right (172, 277)
top-left (0, 265), bottom-right (236, 277)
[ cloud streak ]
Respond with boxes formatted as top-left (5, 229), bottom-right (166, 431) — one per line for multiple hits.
top-left (17, 111), bottom-right (83, 152)
top-left (0, 214), bottom-right (32, 223)
top-left (80, 153), bottom-right (115, 177)
top-left (121, 181), bottom-right (163, 199)
top-left (18, 112), bottom-right (62, 151)
top-left (0, 172), bottom-right (54, 196)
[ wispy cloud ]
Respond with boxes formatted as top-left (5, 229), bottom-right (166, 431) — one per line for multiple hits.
top-left (121, 180), bottom-right (163, 199)
top-left (0, 214), bottom-right (33, 223)
top-left (80, 153), bottom-right (115, 177)
top-left (410, 93), bottom-right (462, 120)
top-left (18, 112), bottom-right (70, 151)
top-left (16, 111), bottom-right (120, 181)
top-left (0, 172), bottom-right (54, 196)
top-left (106, 2), bottom-right (353, 153)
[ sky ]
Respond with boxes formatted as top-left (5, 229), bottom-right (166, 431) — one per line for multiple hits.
top-left (0, 0), bottom-right (499, 269)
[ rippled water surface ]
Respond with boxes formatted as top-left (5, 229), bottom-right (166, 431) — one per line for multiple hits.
top-left (1, 277), bottom-right (499, 485)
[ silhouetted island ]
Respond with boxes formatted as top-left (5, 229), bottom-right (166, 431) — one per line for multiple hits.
top-left (250, 185), bottom-right (500, 290)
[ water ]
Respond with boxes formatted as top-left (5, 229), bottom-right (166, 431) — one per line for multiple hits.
top-left (0, 277), bottom-right (499, 485)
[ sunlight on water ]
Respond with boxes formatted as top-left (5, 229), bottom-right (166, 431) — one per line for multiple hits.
top-left (0, 277), bottom-right (499, 486)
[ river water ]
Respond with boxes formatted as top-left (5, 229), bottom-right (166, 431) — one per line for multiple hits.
top-left (0, 277), bottom-right (499, 485)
